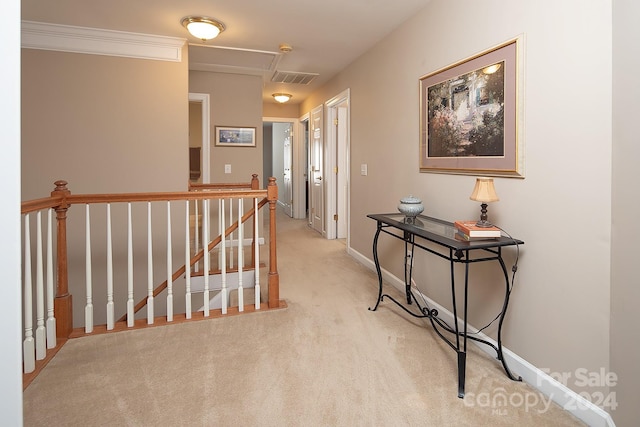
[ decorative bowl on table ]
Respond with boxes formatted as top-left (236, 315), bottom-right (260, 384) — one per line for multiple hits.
top-left (398, 195), bottom-right (424, 223)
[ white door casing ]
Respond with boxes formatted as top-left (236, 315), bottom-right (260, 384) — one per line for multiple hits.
top-left (294, 114), bottom-right (309, 220)
top-left (337, 103), bottom-right (348, 238)
top-left (309, 105), bottom-right (324, 235)
top-left (325, 89), bottom-right (350, 241)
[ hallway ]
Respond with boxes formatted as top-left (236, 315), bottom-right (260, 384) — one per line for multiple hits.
top-left (23, 213), bottom-right (583, 426)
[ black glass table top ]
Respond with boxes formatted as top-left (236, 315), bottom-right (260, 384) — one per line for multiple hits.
top-left (367, 213), bottom-right (523, 250)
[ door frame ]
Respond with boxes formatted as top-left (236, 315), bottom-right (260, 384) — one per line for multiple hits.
top-left (189, 93), bottom-right (211, 183)
top-left (297, 113), bottom-right (310, 220)
top-left (325, 89), bottom-right (350, 241)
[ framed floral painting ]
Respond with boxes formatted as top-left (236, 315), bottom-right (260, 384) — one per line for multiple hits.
top-left (419, 37), bottom-right (524, 177)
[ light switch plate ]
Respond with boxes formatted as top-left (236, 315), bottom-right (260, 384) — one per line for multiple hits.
top-left (225, 164), bottom-right (231, 174)
top-left (360, 164), bottom-right (368, 176)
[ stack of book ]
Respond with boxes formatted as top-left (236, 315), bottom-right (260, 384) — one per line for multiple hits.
top-left (454, 220), bottom-right (501, 241)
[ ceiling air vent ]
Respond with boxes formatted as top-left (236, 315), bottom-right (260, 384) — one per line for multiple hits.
top-left (271, 71), bottom-right (319, 85)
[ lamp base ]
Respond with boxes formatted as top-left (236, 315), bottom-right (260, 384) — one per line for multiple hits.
top-left (476, 202), bottom-right (495, 227)
top-left (475, 220), bottom-right (495, 228)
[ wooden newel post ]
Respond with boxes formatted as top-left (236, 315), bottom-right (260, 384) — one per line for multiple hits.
top-left (267, 177), bottom-right (280, 308)
top-left (251, 174), bottom-right (259, 190)
top-left (51, 180), bottom-right (73, 339)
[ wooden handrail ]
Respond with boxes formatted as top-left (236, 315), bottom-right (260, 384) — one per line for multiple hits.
top-left (21, 176), bottom-right (262, 213)
top-left (188, 174), bottom-right (260, 191)
top-left (22, 188), bottom-right (267, 211)
top-left (21, 196), bottom-right (64, 214)
top-left (66, 189), bottom-right (266, 205)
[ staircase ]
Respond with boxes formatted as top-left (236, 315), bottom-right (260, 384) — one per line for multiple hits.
top-left (20, 174), bottom-right (284, 387)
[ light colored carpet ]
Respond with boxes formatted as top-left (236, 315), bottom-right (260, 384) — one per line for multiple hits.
top-left (23, 211), bottom-right (584, 426)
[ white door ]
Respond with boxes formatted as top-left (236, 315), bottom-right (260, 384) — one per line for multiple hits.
top-left (309, 105), bottom-right (324, 234)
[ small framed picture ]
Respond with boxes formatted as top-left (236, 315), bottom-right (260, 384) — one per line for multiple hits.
top-left (215, 126), bottom-right (256, 147)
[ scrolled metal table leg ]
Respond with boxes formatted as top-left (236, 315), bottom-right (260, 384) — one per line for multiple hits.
top-left (369, 223), bottom-right (384, 311)
top-left (496, 254), bottom-right (522, 382)
top-left (458, 351), bottom-right (466, 398)
top-left (404, 238), bottom-right (413, 305)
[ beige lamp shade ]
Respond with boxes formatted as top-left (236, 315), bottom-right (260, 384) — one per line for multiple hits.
top-left (469, 177), bottom-right (499, 203)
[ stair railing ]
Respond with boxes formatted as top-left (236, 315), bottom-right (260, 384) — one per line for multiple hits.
top-left (20, 175), bottom-right (280, 379)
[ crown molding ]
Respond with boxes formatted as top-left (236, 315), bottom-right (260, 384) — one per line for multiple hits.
top-left (21, 21), bottom-right (186, 62)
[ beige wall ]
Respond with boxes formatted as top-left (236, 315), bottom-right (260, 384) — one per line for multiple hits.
top-left (189, 71), bottom-right (264, 185)
top-left (303, 0), bottom-right (619, 413)
top-left (611, 0), bottom-right (640, 425)
top-left (21, 48), bottom-right (189, 197)
top-left (263, 102), bottom-right (300, 119)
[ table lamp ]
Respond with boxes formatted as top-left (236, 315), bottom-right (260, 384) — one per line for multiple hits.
top-left (469, 177), bottom-right (499, 227)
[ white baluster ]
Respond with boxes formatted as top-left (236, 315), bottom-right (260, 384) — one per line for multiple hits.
top-left (254, 197), bottom-right (260, 310)
top-left (166, 201), bottom-right (173, 322)
top-left (147, 202), bottom-right (154, 324)
top-left (35, 211), bottom-right (46, 359)
top-left (46, 209), bottom-right (56, 348)
top-left (237, 198), bottom-right (244, 312)
top-left (127, 203), bottom-right (134, 327)
top-left (185, 200), bottom-right (192, 319)
top-left (23, 214), bottom-right (35, 373)
top-left (85, 204), bottom-right (93, 333)
top-left (106, 204), bottom-right (114, 330)
top-left (203, 199), bottom-right (210, 316)
top-left (221, 199), bottom-right (227, 314)
top-left (217, 199), bottom-right (222, 269)
top-left (240, 198), bottom-right (246, 265)
top-left (194, 200), bottom-right (200, 273)
top-left (229, 198), bottom-right (234, 269)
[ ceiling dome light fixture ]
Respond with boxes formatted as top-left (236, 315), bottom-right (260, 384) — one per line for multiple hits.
top-left (272, 93), bottom-right (292, 103)
top-left (181, 16), bottom-right (225, 41)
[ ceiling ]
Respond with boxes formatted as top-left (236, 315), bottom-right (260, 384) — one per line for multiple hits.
top-left (21, 0), bottom-right (431, 105)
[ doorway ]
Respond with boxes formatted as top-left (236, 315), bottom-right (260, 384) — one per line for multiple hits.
top-left (263, 118), bottom-right (295, 218)
top-left (188, 93), bottom-right (210, 269)
top-left (188, 93), bottom-right (210, 183)
top-left (297, 116), bottom-right (310, 220)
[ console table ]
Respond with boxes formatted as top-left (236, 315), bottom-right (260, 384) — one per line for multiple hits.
top-left (367, 213), bottom-right (524, 398)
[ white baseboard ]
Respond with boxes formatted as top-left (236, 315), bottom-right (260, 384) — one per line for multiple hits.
top-left (347, 246), bottom-right (616, 427)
